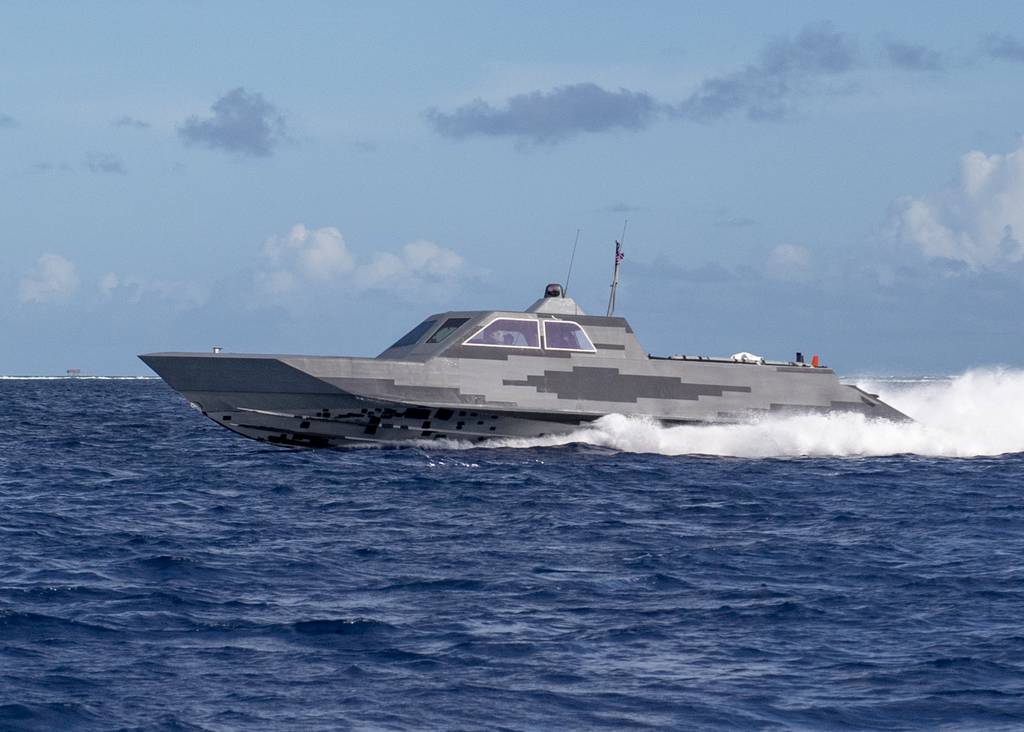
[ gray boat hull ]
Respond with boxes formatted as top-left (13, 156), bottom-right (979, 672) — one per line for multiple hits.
top-left (139, 348), bottom-right (907, 448)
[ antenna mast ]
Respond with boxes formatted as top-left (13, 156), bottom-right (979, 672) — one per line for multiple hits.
top-left (564, 228), bottom-right (581, 296)
top-left (606, 219), bottom-right (627, 317)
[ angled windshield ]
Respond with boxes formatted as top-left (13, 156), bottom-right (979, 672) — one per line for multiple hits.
top-left (464, 318), bottom-right (540, 348)
top-left (427, 317), bottom-right (470, 344)
top-left (389, 319), bottom-right (437, 348)
top-left (544, 320), bottom-right (595, 351)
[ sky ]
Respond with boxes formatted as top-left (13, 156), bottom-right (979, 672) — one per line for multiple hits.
top-left (3, 1), bottom-right (1024, 375)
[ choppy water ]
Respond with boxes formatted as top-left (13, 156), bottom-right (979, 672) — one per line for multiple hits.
top-left (2, 374), bottom-right (1024, 730)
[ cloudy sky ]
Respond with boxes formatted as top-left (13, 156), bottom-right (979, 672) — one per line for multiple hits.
top-left (3, 1), bottom-right (1024, 375)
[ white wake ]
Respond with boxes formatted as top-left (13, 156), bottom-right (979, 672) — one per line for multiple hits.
top-left (479, 369), bottom-right (1024, 458)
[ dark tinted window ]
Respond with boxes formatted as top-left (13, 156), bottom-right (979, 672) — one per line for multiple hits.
top-left (389, 319), bottom-right (437, 348)
top-left (465, 318), bottom-right (540, 348)
top-left (544, 320), bottom-right (595, 351)
top-left (427, 317), bottom-right (470, 343)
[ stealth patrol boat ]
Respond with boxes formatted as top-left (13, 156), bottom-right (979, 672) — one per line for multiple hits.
top-left (141, 283), bottom-right (908, 447)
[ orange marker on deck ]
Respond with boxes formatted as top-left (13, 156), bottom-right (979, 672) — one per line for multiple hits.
top-left (811, 354), bottom-right (820, 368)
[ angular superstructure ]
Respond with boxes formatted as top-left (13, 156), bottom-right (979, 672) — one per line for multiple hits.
top-left (140, 285), bottom-right (907, 447)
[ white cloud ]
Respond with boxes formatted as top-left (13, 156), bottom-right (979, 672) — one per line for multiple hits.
top-left (98, 272), bottom-right (206, 309)
top-left (355, 240), bottom-right (464, 289)
top-left (98, 272), bottom-right (119, 297)
top-left (256, 226), bottom-right (464, 294)
top-left (19, 254), bottom-right (78, 303)
top-left (254, 269), bottom-right (296, 295)
top-left (259, 224), bottom-right (354, 291)
top-left (403, 240), bottom-right (465, 274)
top-left (890, 142), bottom-right (1024, 269)
top-left (766, 243), bottom-right (811, 280)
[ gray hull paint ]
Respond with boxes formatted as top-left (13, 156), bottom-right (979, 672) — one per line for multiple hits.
top-left (140, 297), bottom-right (908, 448)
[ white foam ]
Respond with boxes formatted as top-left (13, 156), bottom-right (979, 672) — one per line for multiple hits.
top-left (472, 368), bottom-right (1024, 458)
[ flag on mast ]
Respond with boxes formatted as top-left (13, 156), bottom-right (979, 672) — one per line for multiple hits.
top-left (615, 240), bottom-right (624, 262)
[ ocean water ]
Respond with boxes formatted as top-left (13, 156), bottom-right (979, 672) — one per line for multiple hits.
top-left (2, 373), bottom-right (1024, 730)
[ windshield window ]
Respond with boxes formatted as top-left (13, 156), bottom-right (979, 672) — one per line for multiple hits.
top-left (544, 320), bottom-right (595, 351)
top-left (464, 318), bottom-right (540, 348)
top-left (389, 319), bottom-right (437, 348)
top-left (427, 317), bottom-right (470, 344)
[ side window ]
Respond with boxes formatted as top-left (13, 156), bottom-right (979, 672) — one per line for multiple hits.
top-left (464, 318), bottom-right (540, 348)
top-left (388, 319), bottom-right (437, 348)
top-left (426, 317), bottom-right (470, 344)
top-left (543, 320), bottom-right (595, 352)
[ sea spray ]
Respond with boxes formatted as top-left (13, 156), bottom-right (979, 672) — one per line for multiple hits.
top-left (470, 369), bottom-right (1024, 458)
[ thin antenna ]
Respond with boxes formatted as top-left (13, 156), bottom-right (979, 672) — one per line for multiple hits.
top-left (606, 219), bottom-right (628, 317)
top-left (564, 228), bottom-right (581, 296)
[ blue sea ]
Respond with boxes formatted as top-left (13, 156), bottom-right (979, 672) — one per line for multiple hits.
top-left (2, 374), bottom-right (1024, 730)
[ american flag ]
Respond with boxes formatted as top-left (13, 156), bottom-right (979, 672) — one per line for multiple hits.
top-left (615, 240), bottom-right (624, 263)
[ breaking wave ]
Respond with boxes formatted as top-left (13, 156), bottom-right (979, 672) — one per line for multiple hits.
top-left (482, 368), bottom-right (1024, 458)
